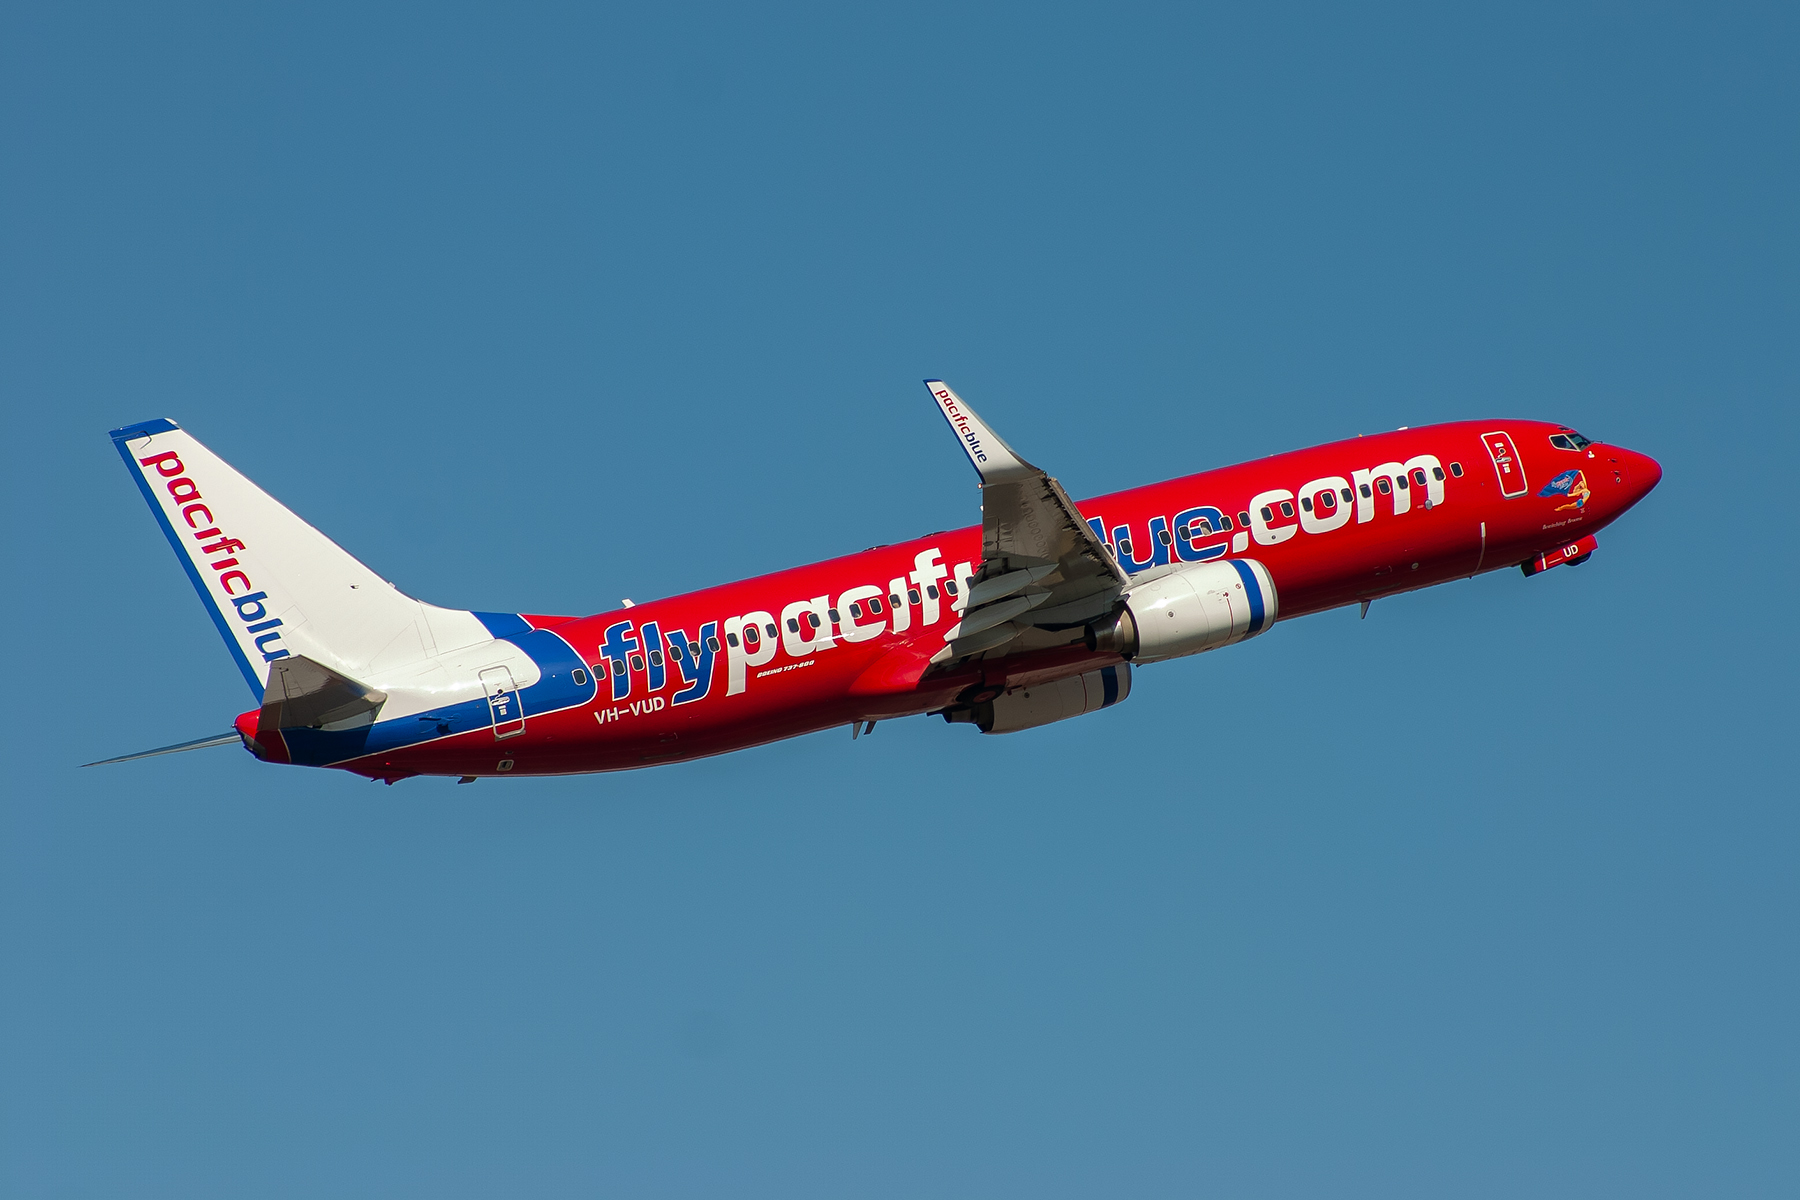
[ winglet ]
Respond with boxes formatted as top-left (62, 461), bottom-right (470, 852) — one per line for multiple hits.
top-left (924, 380), bottom-right (1038, 484)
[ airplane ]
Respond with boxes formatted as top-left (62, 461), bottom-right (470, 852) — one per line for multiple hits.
top-left (90, 382), bottom-right (1662, 780)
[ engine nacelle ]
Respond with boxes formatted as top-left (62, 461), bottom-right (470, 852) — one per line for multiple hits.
top-left (1086, 559), bottom-right (1277, 663)
top-left (944, 664), bottom-right (1132, 734)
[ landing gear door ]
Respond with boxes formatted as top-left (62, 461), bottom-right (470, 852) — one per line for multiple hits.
top-left (479, 665), bottom-right (526, 739)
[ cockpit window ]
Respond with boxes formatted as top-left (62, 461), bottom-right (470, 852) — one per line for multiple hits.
top-left (1550, 430), bottom-right (1594, 451)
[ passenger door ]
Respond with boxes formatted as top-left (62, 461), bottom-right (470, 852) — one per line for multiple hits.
top-left (1481, 430), bottom-right (1529, 498)
top-left (479, 665), bottom-right (526, 739)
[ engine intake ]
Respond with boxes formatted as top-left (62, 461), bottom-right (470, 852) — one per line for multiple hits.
top-left (1085, 558), bottom-right (1277, 662)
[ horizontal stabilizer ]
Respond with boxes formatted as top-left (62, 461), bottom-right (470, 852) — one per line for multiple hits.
top-left (81, 731), bottom-right (242, 768)
top-left (259, 655), bottom-right (389, 732)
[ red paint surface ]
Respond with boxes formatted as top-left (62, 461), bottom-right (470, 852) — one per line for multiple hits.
top-left (314, 419), bottom-right (1660, 779)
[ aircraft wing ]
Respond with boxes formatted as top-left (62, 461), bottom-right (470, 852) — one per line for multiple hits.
top-left (924, 380), bottom-right (1127, 662)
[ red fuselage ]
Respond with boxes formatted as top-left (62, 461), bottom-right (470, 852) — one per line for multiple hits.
top-left (292, 419), bottom-right (1660, 779)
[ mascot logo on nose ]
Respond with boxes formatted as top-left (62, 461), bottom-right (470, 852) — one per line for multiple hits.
top-left (1538, 469), bottom-right (1590, 511)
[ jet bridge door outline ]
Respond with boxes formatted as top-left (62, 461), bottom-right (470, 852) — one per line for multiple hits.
top-left (479, 666), bottom-right (526, 739)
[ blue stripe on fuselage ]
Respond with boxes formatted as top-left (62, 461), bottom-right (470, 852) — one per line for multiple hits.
top-left (473, 611), bottom-right (534, 638)
top-left (280, 621), bottom-right (598, 768)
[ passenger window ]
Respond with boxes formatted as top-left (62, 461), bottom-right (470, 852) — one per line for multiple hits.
top-left (764, 623), bottom-right (777, 639)
top-left (705, 636), bottom-right (721, 653)
top-left (1220, 515), bottom-right (1233, 530)
top-left (1376, 478), bottom-right (1391, 494)
top-left (1157, 528), bottom-right (1172, 545)
top-left (1360, 483), bottom-right (1372, 498)
top-left (1413, 469), bottom-right (1428, 486)
top-left (1432, 466), bottom-right (1445, 481)
top-left (848, 601), bottom-right (863, 619)
top-left (629, 654), bottom-right (644, 671)
top-left (1301, 496), bottom-right (1313, 512)
top-left (1118, 538), bottom-right (1133, 555)
top-left (1260, 506), bottom-right (1273, 522)
top-left (907, 589), bottom-right (921, 604)
top-left (572, 668), bottom-right (588, 685)
top-left (1279, 501), bottom-right (1294, 517)
top-left (870, 597), bottom-right (884, 614)
top-left (944, 579), bottom-right (958, 595)
top-left (1397, 475), bottom-right (1409, 490)
top-left (611, 658), bottom-right (625, 675)
top-left (1340, 487), bottom-right (1353, 503)
top-left (827, 608), bottom-right (841, 622)
top-left (806, 612), bottom-right (821, 629)
top-left (1450, 462), bottom-right (1464, 477)
top-left (787, 617), bottom-right (800, 632)
top-left (926, 585), bottom-right (939, 600)
top-left (1237, 511), bottom-right (1250, 528)
top-left (649, 650), bottom-right (663, 667)
top-left (727, 632), bottom-right (741, 647)
top-left (591, 660), bottom-right (608, 678)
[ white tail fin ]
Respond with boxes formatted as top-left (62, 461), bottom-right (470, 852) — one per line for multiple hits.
top-left (111, 419), bottom-right (494, 698)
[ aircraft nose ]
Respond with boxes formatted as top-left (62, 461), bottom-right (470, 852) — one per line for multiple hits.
top-left (1627, 448), bottom-right (1663, 494)
top-left (1611, 446), bottom-right (1663, 504)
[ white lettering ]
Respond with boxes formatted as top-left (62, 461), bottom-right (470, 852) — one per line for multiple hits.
top-left (1404, 454), bottom-right (1445, 508)
top-left (836, 584), bottom-right (885, 643)
top-left (723, 610), bottom-right (777, 696)
top-left (910, 549), bottom-right (949, 624)
top-left (1248, 489), bottom-right (1298, 546)
top-left (951, 561), bottom-right (976, 613)
top-left (1297, 476), bottom-right (1353, 535)
top-left (1356, 462), bottom-right (1409, 520)
top-left (888, 576), bottom-right (912, 633)
top-left (781, 596), bottom-right (835, 657)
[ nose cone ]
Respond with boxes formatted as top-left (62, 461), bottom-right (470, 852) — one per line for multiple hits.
top-left (1625, 448), bottom-right (1663, 497)
top-left (1607, 446), bottom-right (1663, 510)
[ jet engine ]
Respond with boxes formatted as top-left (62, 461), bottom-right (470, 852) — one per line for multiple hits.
top-left (1086, 559), bottom-right (1277, 663)
top-left (943, 665), bottom-right (1132, 734)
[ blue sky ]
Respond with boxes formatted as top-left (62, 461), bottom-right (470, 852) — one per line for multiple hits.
top-left (3, 3), bottom-right (1796, 1195)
